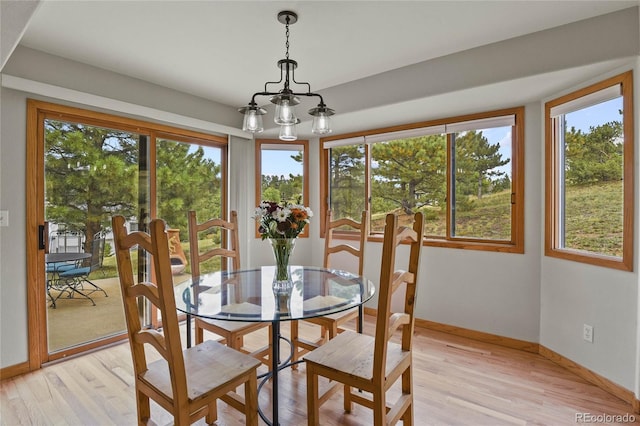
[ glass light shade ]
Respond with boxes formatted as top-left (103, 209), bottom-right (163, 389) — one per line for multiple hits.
top-left (279, 123), bottom-right (298, 141)
top-left (242, 110), bottom-right (264, 133)
top-left (311, 113), bottom-right (332, 135)
top-left (274, 100), bottom-right (297, 125)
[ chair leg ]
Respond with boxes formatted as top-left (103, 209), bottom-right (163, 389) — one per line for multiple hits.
top-left (306, 366), bottom-right (320, 426)
top-left (205, 400), bottom-right (217, 424)
top-left (245, 370), bottom-right (259, 426)
top-left (402, 367), bottom-right (413, 425)
top-left (403, 402), bottom-right (414, 426)
top-left (46, 281), bottom-right (57, 309)
top-left (343, 384), bottom-right (353, 412)
top-left (328, 323), bottom-right (339, 340)
top-left (195, 324), bottom-right (204, 345)
top-left (372, 388), bottom-right (386, 426)
top-left (230, 333), bottom-right (243, 351)
top-left (175, 408), bottom-right (190, 426)
top-left (55, 278), bottom-right (96, 306)
top-left (291, 320), bottom-right (300, 369)
top-left (320, 325), bottom-right (328, 341)
top-left (80, 278), bottom-right (108, 297)
top-left (137, 390), bottom-right (151, 425)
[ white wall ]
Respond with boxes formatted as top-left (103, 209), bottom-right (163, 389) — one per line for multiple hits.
top-left (0, 87), bottom-right (29, 367)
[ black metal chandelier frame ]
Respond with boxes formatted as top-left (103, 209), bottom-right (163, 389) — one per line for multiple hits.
top-left (238, 11), bottom-right (334, 139)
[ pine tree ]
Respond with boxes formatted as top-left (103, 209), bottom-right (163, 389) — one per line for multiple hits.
top-left (370, 135), bottom-right (446, 215)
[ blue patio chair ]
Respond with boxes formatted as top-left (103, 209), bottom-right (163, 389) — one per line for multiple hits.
top-left (54, 237), bottom-right (108, 305)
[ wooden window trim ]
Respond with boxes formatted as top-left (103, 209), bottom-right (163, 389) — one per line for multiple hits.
top-left (544, 71), bottom-right (634, 271)
top-left (320, 107), bottom-right (525, 254)
top-left (255, 139), bottom-right (310, 238)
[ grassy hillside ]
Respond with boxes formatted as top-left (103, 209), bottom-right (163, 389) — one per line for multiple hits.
top-left (373, 180), bottom-right (623, 256)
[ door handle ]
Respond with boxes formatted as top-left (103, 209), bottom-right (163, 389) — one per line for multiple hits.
top-left (39, 223), bottom-right (49, 252)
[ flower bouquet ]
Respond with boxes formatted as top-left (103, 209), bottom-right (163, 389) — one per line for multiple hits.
top-left (254, 201), bottom-right (313, 240)
top-left (254, 201), bottom-right (313, 291)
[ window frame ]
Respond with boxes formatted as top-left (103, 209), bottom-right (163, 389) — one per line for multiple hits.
top-left (544, 71), bottom-right (634, 271)
top-left (320, 107), bottom-right (525, 253)
top-left (255, 138), bottom-right (310, 238)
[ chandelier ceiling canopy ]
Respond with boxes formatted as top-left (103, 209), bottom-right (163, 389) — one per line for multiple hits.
top-left (238, 11), bottom-right (334, 141)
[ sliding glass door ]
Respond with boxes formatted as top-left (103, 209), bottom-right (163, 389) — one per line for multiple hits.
top-left (44, 119), bottom-right (149, 353)
top-left (28, 100), bottom-right (228, 364)
top-left (154, 136), bottom-right (226, 327)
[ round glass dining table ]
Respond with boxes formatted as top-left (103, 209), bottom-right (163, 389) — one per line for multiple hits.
top-left (173, 265), bottom-right (375, 426)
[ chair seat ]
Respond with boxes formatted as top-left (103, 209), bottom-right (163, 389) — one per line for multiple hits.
top-left (195, 317), bottom-right (267, 334)
top-left (141, 340), bottom-right (261, 400)
top-left (304, 330), bottom-right (410, 382)
top-left (46, 262), bottom-right (75, 273)
top-left (59, 266), bottom-right (90, 278)
top-left (221, 302), bottom-right (263, 315)
top-left (303, 295), bottom-right (348, 311)
top-left (305, 306), bottom-right (358, 325)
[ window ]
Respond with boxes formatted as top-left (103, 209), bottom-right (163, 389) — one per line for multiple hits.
top-left (156, 135), bottom-right (225, 237)
top-left (545, 71), bottom-right (634, 270)
top-left (255, 139), bottom-right (309, 237)
top-left (320, 107), bottom-right (524, 253)
top-left (156, 135), bottom-right (226, 278)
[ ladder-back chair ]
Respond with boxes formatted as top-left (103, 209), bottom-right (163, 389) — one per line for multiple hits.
top-left (187, 210), bottom-right (272, 369)
top-left (112, 215), bottom-right (260, 425)
top-left (304, 212), bottom-right (424, 426)
top-left (291, 210), bottom-right (368, 367)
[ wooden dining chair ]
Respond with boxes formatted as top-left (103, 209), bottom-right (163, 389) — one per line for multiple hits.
top-left (187, 210), bottom-right (272, 369)
top-left (291, 210), bottom-right (368, 367)
top-left (111, 215), bottom-right (260, 426)
top-left (304, 212), bottom-right (424, 426)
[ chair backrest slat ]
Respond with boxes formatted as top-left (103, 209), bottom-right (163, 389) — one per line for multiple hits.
top-left (323, 210), bottom-right (368, 276)
top-left (188, 210), bottom-right (240, 278)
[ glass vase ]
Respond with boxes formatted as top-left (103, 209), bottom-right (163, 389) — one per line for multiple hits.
top-left (269, 237), bottom-right (296, 292)
top-left (274, 286), bottom-right (292, 314)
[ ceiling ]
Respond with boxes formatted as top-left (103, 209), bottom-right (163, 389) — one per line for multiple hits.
top-left (14, 0), bottom-right (640, 136)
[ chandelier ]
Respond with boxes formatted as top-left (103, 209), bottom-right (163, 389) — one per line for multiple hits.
top-left (238, 11), bottom-right (334, 141)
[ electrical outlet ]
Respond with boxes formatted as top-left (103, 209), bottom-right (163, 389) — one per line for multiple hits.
top-left (0, 210), bottom-right (8, 227)
top-left (583, 324), bottom-right (594, 343)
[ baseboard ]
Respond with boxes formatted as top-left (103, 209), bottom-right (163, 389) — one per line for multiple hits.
top-left (0, 361), bottom-right (30, 380)
top-left (415, 318), bottom-right (540, 353)
top-left (539, 345), bottom-right (639, 414)
top-left (365, 307), bottom-right (538, 353)
top-left (364, 308), bottom-right (639, 414)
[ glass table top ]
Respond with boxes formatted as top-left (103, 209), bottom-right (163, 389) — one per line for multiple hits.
top-left (174, 265), bottom-right (375, 322)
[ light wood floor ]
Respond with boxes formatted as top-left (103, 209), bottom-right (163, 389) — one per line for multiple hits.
top-left (1, 317), bottom-right (637, 425)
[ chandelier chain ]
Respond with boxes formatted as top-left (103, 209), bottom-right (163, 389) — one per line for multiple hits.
top-left (285, 18), bottom-right (290, 60)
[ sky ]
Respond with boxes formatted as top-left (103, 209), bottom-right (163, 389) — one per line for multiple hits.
top-left (262, 149), bottom-right (303, 176)
top-left (566, 97), bottom-right (622, 132)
